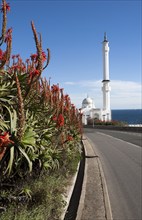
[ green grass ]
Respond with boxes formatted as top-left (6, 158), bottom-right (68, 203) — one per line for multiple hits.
top-left (0, 149), bottom-right (81, 220)
top-left (1, 174), bottom-right (66, 220)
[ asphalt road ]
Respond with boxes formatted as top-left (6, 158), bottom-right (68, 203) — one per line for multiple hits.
top-left (84, 128), bottom-right (142, 220)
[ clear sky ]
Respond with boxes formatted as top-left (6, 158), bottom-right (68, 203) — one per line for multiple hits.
top-left (1, 0), bottom-right (141, 109)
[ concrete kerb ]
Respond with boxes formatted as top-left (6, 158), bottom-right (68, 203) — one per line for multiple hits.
top-left (75, 139), bottom-right (88, 220)
top-left (76, 135), bottom-right (113, 220)
top-left (61, 162), bottom-right (80, 220)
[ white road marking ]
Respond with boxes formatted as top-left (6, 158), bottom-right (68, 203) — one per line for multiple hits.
top-left (96, 132), bottom-right (141, 149)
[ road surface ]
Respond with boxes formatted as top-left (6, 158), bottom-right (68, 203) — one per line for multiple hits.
top-left (84, 128), bottom-right (142, 220)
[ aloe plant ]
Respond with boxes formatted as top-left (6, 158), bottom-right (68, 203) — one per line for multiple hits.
top-left (0, 0), bottom-right (82, 182)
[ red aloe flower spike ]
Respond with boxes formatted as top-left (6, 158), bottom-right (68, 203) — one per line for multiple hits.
top-left (31, 21), bottom-right (42, 76)
top-left (52, 115), bottom-right (57, 121)
top-left (40, 77), bottom-right (50, 104)
top-left (0, 46), bottom-right (9, 69)
top-left (11, 64), bottom-right (21, 71)
top-left (14, 73), bottom-right (25, 141)
top-left (0, 27), bottom-right (12, 69)
top-left (0, 0), bottom-right (9, 46)
top-left (0, 1), bottom-right (10, 12)
top-left (30, 69), bottom-right (39, 77)
top-left (30, 53), bottom-right (38, 63)
top-left (36, 80), bottom-right (41, 94)
top-left (57, 114), bottom-right (64, 127)
top-left (17, 56), bottom-right (22, 65)
top-left (0, 49), bottom-right (3, 60)
top-left (12, 54), bottom-right (16, 64)
top-left (25, 58), bottom-right (31, 72)
top-left (26, 58), bottom-right (30, 63)
top-left (5, 35), bottom-right (12, 64)
top-left (28, 69), bottom-right (40, 84)
top-left (39, 32), bottom-right (42, 48)
top-left (60, 88), bottom-right (64, 99)
top-left (59, 89), bottom-right (64, 113)
top-left (4, 27), bottom-right (12, 42)
top-left (42, 51), bottom-right (46, 62)
top-left (24, 21), bottom-right (43, 99)
top-left (64, 106), bottom-right (69, 112)
top-left (21, 64), bottom-right (26, 72)
top-left (16, 54), bottom-right (20, 58)
top-left (67, 135), bottom-right (73, 141)
top-left (51, 84), bottom-right (60, 93)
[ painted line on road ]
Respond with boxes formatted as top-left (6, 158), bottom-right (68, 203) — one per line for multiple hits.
top-left (96, 132), bottom-right (141, 149)
top-left (108, 130), bottom-right (142, 137)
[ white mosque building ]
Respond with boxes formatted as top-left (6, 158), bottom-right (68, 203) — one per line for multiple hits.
top-left (81, 33), bottom-right (111, 125)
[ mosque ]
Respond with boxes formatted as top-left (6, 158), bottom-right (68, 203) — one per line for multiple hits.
top-left (81, 33), bottom-right (111, 125)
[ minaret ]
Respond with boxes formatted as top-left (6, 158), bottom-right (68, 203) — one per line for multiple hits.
top-left (102, 33), bottom-right (111, 121)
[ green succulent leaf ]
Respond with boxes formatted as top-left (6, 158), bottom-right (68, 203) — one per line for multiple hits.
top-left (18, 146), bottom-right (32, 172)
top-left (21, 127), bottom-right (36, 146)
top-left (2, 105), bottom-right (17, 133)
top-left (0, 118), bottom-right (9, 131)
top-left (5, 146), bottom-right (15, 176)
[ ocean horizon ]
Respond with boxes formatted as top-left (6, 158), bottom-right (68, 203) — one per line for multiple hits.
top-left (111, 109), bottom-right (142, 125)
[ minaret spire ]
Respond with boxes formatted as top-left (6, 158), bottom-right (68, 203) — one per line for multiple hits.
top-left (104, 32), bottom-right (108, 42)
top-left (102, 33), bottom-right (111, 121)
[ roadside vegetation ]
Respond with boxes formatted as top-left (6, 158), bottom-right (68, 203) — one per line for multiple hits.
top-left (87, 118), bottom-right (128, 126)
top-left (0, 0), bottom-right (82, 219)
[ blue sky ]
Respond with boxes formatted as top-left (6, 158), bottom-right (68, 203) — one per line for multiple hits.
top-left (1, 0), bottom-right (141, 109)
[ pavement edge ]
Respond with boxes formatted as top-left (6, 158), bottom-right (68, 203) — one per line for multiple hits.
top-left (76, 135), bottom-right (113, 220)
top-left (61, 163), bottom-right (80, 220)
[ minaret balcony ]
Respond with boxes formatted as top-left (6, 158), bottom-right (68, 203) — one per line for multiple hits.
top-left (102, 79), bottom-right (110, 83)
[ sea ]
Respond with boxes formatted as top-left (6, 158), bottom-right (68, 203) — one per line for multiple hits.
top-left (111, 109), bottom-right (142, 125)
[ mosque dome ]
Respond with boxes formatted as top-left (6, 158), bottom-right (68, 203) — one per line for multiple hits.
top-left (82, 96), bottom-right (94, 108)
top-left (82, 97), bottom-right (93, 105)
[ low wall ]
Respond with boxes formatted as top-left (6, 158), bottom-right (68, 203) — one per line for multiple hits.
top-left (84, 125), bottom-right (142, 133)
